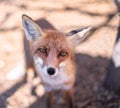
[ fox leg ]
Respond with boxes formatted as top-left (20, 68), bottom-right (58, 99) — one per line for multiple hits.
top-left (64, 89), bottom-right (75, 108)
top-left (46, 91), bottom-right (54, 108)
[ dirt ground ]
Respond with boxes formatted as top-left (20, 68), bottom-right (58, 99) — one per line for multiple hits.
top-left (0, 0), bottom-right (120, 108)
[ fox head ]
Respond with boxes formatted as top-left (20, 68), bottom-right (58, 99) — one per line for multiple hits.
top-left (22, 14), bottom-right (91, 81)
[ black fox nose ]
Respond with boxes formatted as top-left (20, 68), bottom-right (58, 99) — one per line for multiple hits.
top-left (47, 67), bottom-right (55, 76)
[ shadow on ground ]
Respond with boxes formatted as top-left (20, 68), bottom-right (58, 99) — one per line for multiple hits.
top-left (0, 78), bottom-right (26, 108)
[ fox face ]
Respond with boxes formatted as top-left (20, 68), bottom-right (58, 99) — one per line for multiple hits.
top-left (33, 30), bottom-right (74, 69)
top-left (22, 14), bottom-right (91, 91)
top-left (32, 31), bottom-right (75, 91)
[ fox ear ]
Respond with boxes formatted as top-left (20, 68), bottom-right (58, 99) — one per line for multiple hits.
top-left (22, 14), bottom-right (44, 41)
top-left (68, 27), bottom-right (91, 46)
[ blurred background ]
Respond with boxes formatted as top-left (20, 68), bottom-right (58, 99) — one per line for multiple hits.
top-left (0, 0), bottom-right (119, 108)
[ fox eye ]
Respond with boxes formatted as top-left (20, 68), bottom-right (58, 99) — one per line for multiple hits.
top-left (59, 51), bottom-right (68, 57)
top-left (38, 47), bottom-right (47, 54)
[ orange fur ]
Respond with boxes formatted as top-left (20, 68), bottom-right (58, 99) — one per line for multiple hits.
top-left (31, 30), bottom-right (76, 92)
top-left (22, 14), bottom-right (91, 108)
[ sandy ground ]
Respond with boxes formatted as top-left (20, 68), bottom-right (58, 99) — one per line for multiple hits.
top-left (0, 0), bottom-right (120, 108)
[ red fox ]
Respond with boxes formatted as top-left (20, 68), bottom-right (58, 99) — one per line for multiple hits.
top-left (22, 14), bottom-right (91, 108)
